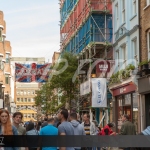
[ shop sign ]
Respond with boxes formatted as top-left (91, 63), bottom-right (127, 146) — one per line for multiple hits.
top-left (91, 78), bottom-right (107, 107)
top-left (96, 61), bottom-right (110, 73)
top-left (80, 80), bottom-right (91, 96)
top-left (112, 83), bottom-right (136, 96)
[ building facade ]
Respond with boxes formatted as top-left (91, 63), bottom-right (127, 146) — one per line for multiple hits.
top-left (138, 0), bottom-right (150, 131)
top-left (109, 0), bottom-right (140, 132)
top-left (60, 0), bottom-right (113, 125)
top-left (11, 57), bottom-right (45, 122)
top-left (0, 11), bottom-right (13, 112)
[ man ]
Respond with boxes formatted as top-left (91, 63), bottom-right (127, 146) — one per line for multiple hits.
top-left (119, 114), bottom-right (136, 150)
top-left (70, 112), bottom-right (85, 150)
top-left (81, 113), bottom-right (96, 135)
top-left (13, 112), bottom-right (26, 135)
top-left (40, 118), bottom-right (58, 150)
top-left (119, 114), bottom-right (136, 135)
top-left (57, 109), bottom-right (74, 150)
top-left (41, 117), bottom-right (48, 128)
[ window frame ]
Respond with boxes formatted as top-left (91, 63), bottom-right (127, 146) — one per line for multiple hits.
top-left (147, 30), bottom-right (150, 59)
top-left (122, 44), bottom-right (127, 67)
top-left (147, 0), bottom-right (150, 6)
top-left (5, 53), bottom-right (10, 64)
top-left (133, 0), bottom-right (136, 15)
top-left (122, 0), bottom-right (126, 23)
top-left (5, 74), bottom-right (10, 85)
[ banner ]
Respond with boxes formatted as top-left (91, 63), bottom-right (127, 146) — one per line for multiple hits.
top-left (15, 63), bottom-right (51, 83)
top-left (91, 78), bottom-right (107, 107)
top-left (80, 80), bottom-right (91, 95)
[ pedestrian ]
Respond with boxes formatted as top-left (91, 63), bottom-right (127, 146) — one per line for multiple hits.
top-left (70, 112), bottom-right (85, 150)
top-left (39, 118), bottom-right (58, 150)
top-left (57, 109), bottom-right (74, 150)
top-left (99, 123), bottom-right (116, 135)
top-left (119, 114), bottom-right (136, 150)
top-left (0, 109), bottom-right (18, 150)
top-left (13, 112), bottom-right (26, 135)
top-left (53, 117), bottom-right (60, 128)
top-left (41, 117), bottom-right (48, 128)
top-left (26, 122), bottom-right (39, 150)
top-left (36, 121), bottom-right (42, 131)
top-left (81, 114), bottom-right (96, 135)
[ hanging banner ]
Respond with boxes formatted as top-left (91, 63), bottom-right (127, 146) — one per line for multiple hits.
top-left (80, 80), bottom-right (91, 96)
top-left (15, 63), bottom-right (51, 83)
top-left (91, 78), bottom-right (107, 107)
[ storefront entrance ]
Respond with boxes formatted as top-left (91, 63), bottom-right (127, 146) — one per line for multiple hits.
top-left (145, 94), bottom-right (150, 127)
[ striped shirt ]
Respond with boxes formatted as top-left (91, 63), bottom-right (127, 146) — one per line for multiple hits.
top-left (84, 123), bottom-right (90, 135)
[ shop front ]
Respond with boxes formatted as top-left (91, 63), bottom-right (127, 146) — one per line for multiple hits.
top-left (110, 82), bottom-right (139, 133)
top-left (138, 76), bottom-right (150, 130)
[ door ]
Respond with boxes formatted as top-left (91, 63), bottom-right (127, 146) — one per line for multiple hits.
top-left (123, 106), bottom-right (132, 122)
top-left (145, 94), bottom-right (150, 127)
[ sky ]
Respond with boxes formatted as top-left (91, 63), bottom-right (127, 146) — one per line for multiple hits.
top-left (0, 0), bottom-right (60, 62)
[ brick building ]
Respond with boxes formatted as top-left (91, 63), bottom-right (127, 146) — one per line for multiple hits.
top-left (138, 0), bottom-right (150, 131)
top-left (0, 10), bottom-right (12, 111)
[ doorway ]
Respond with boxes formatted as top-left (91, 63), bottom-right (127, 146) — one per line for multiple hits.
top-left (145, 94), bottom-right (150, 127)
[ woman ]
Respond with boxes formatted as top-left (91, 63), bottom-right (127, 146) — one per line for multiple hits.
top-left (99, 123), bottom-right (116, 135)
top-left (0, 109), bottom-right (18, 150)
top-left (26, 122), bottom-right (39, 150)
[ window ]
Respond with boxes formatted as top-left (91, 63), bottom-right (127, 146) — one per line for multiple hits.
top-left (116, 50), bottom-right (119, 67)
top-left (115, 3), bottom-right (119, 29)
top-left (20, 91), bottom-right (23, 95)
top-left (122, 45), bottom-right (127, 67)
top-left (5, 75), bottom-right (9, 84)
top-left (147, 0), bottom-right (150, 6)
top-left (147, 31), bottom-right (150, 59)
top-left (133, 0), bottom-right (136, 15)
top-left (5, 53), bottom-right (10, 63)
top-left (132, 38), bottom-right (138, 65)
top-left (21, 98), bottom-right (23, 102)
top-left (0, 29), bottom-right (2, 41)
top-left (17, 98), bottom-right (20, 102)
top-left (0, 57), bottom-right (4, 70)
top-left (24, 98), bottom-right (27, 102)
top-left (122, 0), bottom-right (125, 23)
top-left (17, 91), bottom-right (20, 95)
top-left (28, 98), bottom-right (31, 102)
top-left (24, 91), bottom-right (26, 95)
top-left (28, 91), bottom-right (30, 95)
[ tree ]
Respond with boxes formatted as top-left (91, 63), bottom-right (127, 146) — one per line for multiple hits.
top-left (35, 52), bottom-right (79, 114)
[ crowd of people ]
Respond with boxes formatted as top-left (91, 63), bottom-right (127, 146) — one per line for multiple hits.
top-left (0, 108), bottom-right (149, 150)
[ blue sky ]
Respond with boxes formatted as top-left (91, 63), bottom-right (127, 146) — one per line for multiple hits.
top-left (0, 0), bottom-right (60, 62)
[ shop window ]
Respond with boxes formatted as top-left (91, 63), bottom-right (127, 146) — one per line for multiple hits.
top-left (133, 93), bottom-right (138, 133)
top-left (5, 53), bottom-right (10, 63)
top-left (5, 75), bottom-right (10, 84)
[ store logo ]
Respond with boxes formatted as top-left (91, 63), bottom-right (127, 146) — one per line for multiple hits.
top-left (120, 88), bottom-right (126, 94)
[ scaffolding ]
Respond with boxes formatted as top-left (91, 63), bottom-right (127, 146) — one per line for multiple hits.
top-left (60, 0), bottom-right (112, 53)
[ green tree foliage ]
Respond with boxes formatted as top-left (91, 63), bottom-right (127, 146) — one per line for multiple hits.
top-left (35, 52), bottom-right (79, 114)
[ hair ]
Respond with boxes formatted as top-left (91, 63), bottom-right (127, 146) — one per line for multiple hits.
top-left (13, 112), bottom-right (23, 119)
top-left (0, 109), bottom-right (13, 135)
top-left (107, 123), bottom-right (115, 128)
top-left (84, 113), bottom-right (90, 119)
top-left (70, 113), bottom-right (77, 120)
top-left (47, 118), bottom-right (54, 123)
top-left (60, 109), bottom-right (68, 120)
top-left (92, 120), bottom-right (98, 127)
top-left (44, 118), bottom-right (48, 121)
top-left (122, 114), bottom-right (129, 120)
top-left (26, 122), bottom-right (35, 131)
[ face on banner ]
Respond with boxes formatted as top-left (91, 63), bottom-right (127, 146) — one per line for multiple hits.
top-left (91, 78), bottom-right (107, 107)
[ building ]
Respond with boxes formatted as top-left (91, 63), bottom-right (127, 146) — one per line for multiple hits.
top-left (60, 0), bottom-right (113, 125)
top-left (0, 10), bottom-right (13, 112)
top-left (11, 57), bottom-right (45, 122)
top-left (109, 0), bottom-right (140, 132)
top-left (52, 52), bottom-right (60, 66)
top-left (138, 0), bottom-right (150, 131)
